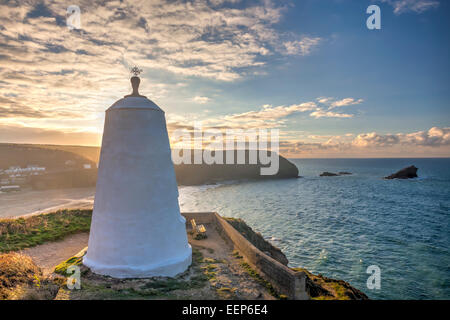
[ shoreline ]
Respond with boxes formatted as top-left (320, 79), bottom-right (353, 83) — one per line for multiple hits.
top-left (0, 187), bottom-right (95, 218)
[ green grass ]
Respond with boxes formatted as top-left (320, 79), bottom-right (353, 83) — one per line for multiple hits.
top-left (216, 286), bottom-right (237, 299)
top-left (0, 209), bottom-right (92, 252)
top-left (54, 255), bottom-right (84, 275)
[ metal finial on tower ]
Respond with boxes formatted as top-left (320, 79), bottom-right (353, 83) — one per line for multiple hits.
top-left (130, 66), bottom-right (143, 77)
top-left (125, 66), bottom-right (146, 98)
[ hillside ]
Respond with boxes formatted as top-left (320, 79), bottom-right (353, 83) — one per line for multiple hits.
top-left (0, 143), bottom-right (96, 170)
top-left (0, 143), bottom-right (299, 186)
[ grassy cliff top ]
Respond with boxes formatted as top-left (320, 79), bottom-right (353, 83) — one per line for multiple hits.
top-left (0, 209), bottom-right (91, 252)
top-left (0, 209), bottom-right (367, 300)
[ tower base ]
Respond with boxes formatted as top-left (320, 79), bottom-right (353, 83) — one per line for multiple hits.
top-left (82, 246), bottom-right (192, 278)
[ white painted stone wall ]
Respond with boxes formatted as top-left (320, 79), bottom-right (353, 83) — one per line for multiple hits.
top-left (83, 96), bottom-right (192, 278)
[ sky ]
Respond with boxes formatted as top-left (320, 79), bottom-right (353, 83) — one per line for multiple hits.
top-left (0, 0), bottom-right (449, 157)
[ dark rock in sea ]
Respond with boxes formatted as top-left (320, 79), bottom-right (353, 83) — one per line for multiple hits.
top-left (320, 172), bottom-right (339, 177)
top-left (385, 165), bottom-right (418, 179)
top-left (320, 171), bottom-right (352, 177)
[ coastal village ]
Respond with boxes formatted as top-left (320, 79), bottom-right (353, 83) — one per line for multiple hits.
top-left (0, 144), bottom-right (98, 193)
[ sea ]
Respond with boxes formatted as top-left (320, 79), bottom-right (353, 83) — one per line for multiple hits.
top-left (178, 158), bottom-right (450, 300)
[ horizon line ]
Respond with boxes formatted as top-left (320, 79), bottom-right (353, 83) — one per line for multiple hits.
top-left (1, 142), bottom-right (449, 159)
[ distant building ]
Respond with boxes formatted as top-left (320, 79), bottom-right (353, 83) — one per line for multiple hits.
top-left (0, 185), bottom-right (21, 192)
top-left (65, 160), bottom-right (76, 166)
top-left (5, 165), bottom-right (46, 175)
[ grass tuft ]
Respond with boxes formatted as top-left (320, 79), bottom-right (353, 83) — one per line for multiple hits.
top-left (54, 255), bottom-right (84, 275)
top-left (0, 252), bottom-right (60, 300)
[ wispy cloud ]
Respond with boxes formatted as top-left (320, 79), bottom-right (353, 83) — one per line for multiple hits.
top-left (310, 110), bottom-right (353, 119)
top-left (192, 96), bottom-right (211, 104)
top-left (380, 0), bottom-right (440, 14)
top-left (0, 0), bottom-right (323, 136)
top-left (329, 98), bottom-right (364, 109)
top-left (283, 37), bottom-right (321, 55)
top-left (164, 96), bottom-right (362, 133)
top-left (0, 123), bottom-right (101, 146)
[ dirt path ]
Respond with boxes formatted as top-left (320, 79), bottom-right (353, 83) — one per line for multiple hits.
top-left (21, 232), bottom-right (89, 275)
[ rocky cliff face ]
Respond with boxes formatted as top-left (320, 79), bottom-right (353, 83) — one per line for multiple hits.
top-left (174, 150), bottom-right (299, 185)
top-left (292, 268), bottom-right (369, 300)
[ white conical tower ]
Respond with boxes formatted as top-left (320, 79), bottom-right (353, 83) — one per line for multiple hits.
top-left (83, 69), bottom-right (192, 278)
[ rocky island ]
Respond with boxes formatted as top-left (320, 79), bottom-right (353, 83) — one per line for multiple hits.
top-left (385, 165), bottom-right (418, 179)
top-left (320, 171), bottom-right (352, 177)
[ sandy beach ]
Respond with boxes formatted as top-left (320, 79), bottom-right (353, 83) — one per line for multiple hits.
top-left (0, 187), bottom-right (95, 218)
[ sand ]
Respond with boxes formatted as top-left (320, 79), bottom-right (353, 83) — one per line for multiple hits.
top-left (0, 187), bottom-right (95, 218)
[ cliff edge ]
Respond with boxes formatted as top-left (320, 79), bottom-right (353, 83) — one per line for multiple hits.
top-left (174, 150), bottom-right (299, 185)
top-left (225, 217), bottom-right (369, 300)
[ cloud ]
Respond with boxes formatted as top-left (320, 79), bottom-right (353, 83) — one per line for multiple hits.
top-left (227, 102), bottom-right (317, 122)
top-left (402, 126), bottom-right (450, 146)
top-left (223, 97), bottom-right (361, 123)
top-left (0, 0), bottom-right (324, 134)
top-left (329, 98), bottom-right (364, 109)
top-left (0, 97), bottom-right (81, 119)
top-left (353, 127), bottom-right (450, 147)
top-left (316, 97), bottom-right (333, 104)
top-left (310, 110), bottom-right (353, 118)
top-left (352, 132), bottom-right (400, 147)
top-left (313, 97), bottom-right (364, 117)
top-left (279, 127), bottom-right (450, 157)
top-left (0, 0), bottom-right (294, 82)
top-left (380, 0), bottom-right (440, 14)
top-left (0, 123), bottom-right (100, 146)
top-left (283, 37), bottom-right (321, 55)
top-left (165, 96), bottom-right (361, 132)
top-left (192, 96), bottom-right (211, 104)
